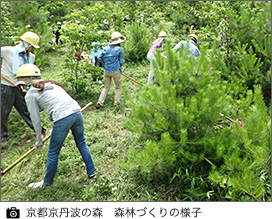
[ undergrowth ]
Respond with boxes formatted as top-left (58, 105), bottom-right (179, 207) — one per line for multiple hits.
top-left (1, 47), bottom-right (167, 201)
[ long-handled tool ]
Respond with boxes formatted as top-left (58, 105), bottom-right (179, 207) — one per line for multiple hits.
top-left (1, 101), bottom-right (93, 176)
top-left (1, 75), bottom-right (16, 85)
top-left (1, 75), bottom-right (29, 93)
top-left (121, 72), bottom-right (143, 86)
top-left (97, 60), bottom-right (143, 86)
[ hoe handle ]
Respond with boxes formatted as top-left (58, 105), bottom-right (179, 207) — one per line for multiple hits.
top-left (80, 101), bottom-right (93, 112)
top-left (1, 102), bottom-right (93, 176)
top-left (96, 60), bottom-right (143, 86)
top-left (1, 147), bottom-right (36, 176)
top-left (1, 75), bottom-right (16, 86)
top-left (121, 73), bottom-right (143, 86)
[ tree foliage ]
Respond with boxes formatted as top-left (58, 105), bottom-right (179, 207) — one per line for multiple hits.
top-left (1, 1), bottom-right (270, 201)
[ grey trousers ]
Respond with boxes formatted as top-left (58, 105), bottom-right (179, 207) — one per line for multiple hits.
top-left (1, 84), bottom-right (39, 141)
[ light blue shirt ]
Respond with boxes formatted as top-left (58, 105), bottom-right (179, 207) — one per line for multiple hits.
top-left (173, 40), bottom-right (200, 57)
top-left (98, 44), bottom-right (124, 73)
top-left (91, 46), bottom-right (102, 59)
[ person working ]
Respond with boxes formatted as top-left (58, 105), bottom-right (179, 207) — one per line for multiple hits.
top-left (146, 31), bottom-right (167, 84)
top-left (173, 33), bottom-right (200, 57)
top-left (15, 64), bottom-right (96, 188)
top-left (55, 22), bottom-right (63, 45)
top-left (1, 31), bottom-right (46, 143)
top-left (96, 31), bottom-right (126, 109)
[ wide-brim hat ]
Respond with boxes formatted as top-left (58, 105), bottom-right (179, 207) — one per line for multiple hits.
top-left (111, 36), bottom-right (126, 45)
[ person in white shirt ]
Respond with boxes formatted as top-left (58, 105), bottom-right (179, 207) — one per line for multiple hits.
top-left (1, 32), bottom-right (46, 142)
top-left (173, 33), bottom-right (200, 58)
top-left (15, 64), bottom-right (96, 188)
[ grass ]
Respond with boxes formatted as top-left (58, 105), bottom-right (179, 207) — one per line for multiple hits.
top-left (1, 46), bottom-right (174, 201)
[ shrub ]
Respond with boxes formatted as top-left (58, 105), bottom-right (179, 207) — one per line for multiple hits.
top-left (123, 23), bottom-right (151, 63)
top-left (123, 41), bottom-right (271, 201)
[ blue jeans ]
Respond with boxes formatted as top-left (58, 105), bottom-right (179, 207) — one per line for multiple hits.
top-left (44, 111), bottom-right (95, 186)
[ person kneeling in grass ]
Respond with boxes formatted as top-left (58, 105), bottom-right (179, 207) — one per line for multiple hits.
top-left (15, 63), bottom-right (96, 189)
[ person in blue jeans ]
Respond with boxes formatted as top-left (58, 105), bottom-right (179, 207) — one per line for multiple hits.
top-left (15, 64), bottom-right (95, 189)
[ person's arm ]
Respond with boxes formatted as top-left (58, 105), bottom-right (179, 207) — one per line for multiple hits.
top-left (119, 48), bottom-right (124, 67)
top-left (194, 47), bottom-right (200, 57)
top-left (1, 47), bottom-right (10, 58)
top-left (25, 93), bottom-right (43, 147)
top-left (156, 38), bottom-right (164, 49)
top-left (173, 42), bottom-right (181, 51)
top-left (97, 48), bottom-right (105, 63)
top-left (193, 48), bottom-right (200, 57)
top-left (28, 52), bottom-right (35, 64)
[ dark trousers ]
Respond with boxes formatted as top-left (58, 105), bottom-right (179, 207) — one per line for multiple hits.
top-left (1, 84), bottom-right (35, 141)
top-left (56, 36), bottom-right (60, 45)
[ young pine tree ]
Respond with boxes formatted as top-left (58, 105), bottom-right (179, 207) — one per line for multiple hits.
top-left (123, 40), bottom-right (270, 201)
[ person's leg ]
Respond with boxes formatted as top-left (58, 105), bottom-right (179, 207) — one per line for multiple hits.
top-left (147, 54), bottom-right (155, 84)
top-left (1, 85), bottom-right (15, 141)
top-left (112, 70), bottom-right (122, 106)
top-left (43, 116), bottom-right (72, 186)
top-left (97, 71), bottom-right (112, 105)
top-left (71, 112), bottom-right (95, 175)
top-left (13, 87), bottom-right (35, 130)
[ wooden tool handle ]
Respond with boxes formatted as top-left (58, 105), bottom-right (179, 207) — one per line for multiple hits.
top-left (1, 101), bottom-right (93, 176)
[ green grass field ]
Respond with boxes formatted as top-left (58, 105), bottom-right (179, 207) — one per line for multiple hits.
top-left (1, 47), bottom-right (170, 201)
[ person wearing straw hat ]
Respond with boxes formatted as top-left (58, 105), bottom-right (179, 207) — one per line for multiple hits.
top-left (96, 31), bottom-right (126, 109)
top-left (1, 31), bottom-right (46, 143)
top-left (147, 31), bottom-right (167, 84)
top-left (15, 64), bottom-right (96, 188)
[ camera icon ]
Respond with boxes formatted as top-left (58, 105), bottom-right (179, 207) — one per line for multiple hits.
top-left (6, 207), bottom-right (20, 218)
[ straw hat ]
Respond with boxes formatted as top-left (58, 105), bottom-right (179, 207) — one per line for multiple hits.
top-left (111, 32), bottom-right (126, 45)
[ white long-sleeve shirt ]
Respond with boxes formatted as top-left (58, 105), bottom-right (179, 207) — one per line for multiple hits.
top-left (25, 83), bottom-right (81, 146)
top-left (1, 46), bottom-right (35, 86)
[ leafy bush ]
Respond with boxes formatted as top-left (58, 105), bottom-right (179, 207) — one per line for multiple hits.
top-left (123, 23), bottom-right (151, 63)
top-left (61, 54), bottom-right (103, 99)
top-left (59, 21), bottom-right (108, 99)
top-left (1, 2), bottom-right (17, 45)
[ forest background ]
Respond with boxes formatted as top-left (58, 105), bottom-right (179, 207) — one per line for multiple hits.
top-left (1, 1), bottom-right (271, 201)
